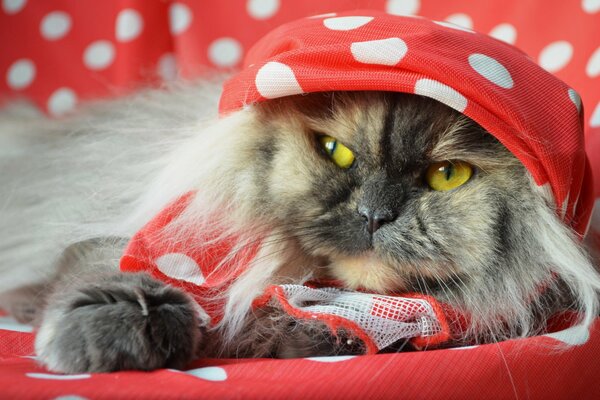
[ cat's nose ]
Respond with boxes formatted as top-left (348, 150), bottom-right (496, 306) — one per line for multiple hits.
top-left (357, 206), bottom-right (397, 234)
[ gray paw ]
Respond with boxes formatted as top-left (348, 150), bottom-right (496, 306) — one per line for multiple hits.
top-left (35, 273), bottom-right (202, 373)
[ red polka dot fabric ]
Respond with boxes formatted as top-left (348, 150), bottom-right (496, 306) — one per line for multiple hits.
top-left (0, 1), bottom-right (598, 133)
top-left (120, 192), bottom-right (261, 326)
top-left (1, 309), bottom-right (600, 399)
top-left (2, 1), bottom-right (600, 398)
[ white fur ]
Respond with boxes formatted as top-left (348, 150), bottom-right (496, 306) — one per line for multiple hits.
top-left (33, 310), bottom-right (60, 370)
top-left (531, 191), bottom-right (600, 329)
top-left (0, 80), bottom-right (224, 292)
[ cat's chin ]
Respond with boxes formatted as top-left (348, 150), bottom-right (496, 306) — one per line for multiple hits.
top-left (327, 253), bottom-right (405, 294)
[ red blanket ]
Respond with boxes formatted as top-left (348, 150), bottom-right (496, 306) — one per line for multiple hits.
top-left (1, 312), bottom-right (599, 399)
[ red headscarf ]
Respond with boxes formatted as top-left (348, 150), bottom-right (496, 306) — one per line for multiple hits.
top-left (220, 10), bottom-right (594, 236)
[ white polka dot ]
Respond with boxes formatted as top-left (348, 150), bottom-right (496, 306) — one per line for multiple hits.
top-left (414, 79), bottom-right (468, 112)
top-left (208, 37), bottom-right (242, 68)
top-left (115, 9), bottom-right (143, 42)
top-left (489, 23), bottom-right (517, 45)
top-left (26, 373), bottom-right (91, 380)
top-left (157, 53), bottom-right (178, 81)
top-left (155, 253), bottom-right (205, 285)
top-left (83, 40), bottom-right (115, 70)
top-left (351, 37), bottom-right (408, 66)
top-left (182, 367), bottom-right (227, 381)
top-left (444, 13), bottom-right (473, 29)
top-left (305, 355), bottom-right (357, 362)
top-left (169, 3), bottom-right (192, 35)
top-left (582, 0), bottom-right (600, 13)
top-left (6, 58), bottom-right (35, 90)
top-left (47, 87), bottom-right (77, 117)
top-left (544, 324), bottom-right (590, 345)
top-left (53, 396), bottom-right (89, 400)
top-left (586, 46), bottom-right (600, 78)
top-left (568, 89), bottom-right (582, 112)
top-left (255, 61), bottom-right (303, 99)
top-left (323, 16), bottom-right (374, 31)
top-left (308, 12), bottom-right (336, 19)
top-left (448, 345), bottom-right (479, 350)
top-left (40, 11), bottom-right (71, 40)
top-left (538, 41), bottom-right (573, 73)
top-left (2, 0), bottom-right (26, 14)
top-left (591, 102), bottom-right (600, 127)
top-left (0, 316), bottom-right (33, 333)
top-left (246, 0), bottom-right (279, 20)
top-left (385, 0), bottom-right (420, 16)
top-left (433, 20), bottom-right (474, 33)
top-left (469, 53), bottom-right (514, 89)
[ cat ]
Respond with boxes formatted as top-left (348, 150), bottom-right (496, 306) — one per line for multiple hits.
top-left (1, 83), bottom-right (599, 373)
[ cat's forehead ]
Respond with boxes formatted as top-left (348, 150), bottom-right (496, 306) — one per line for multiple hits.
top-left (305, 93), bottom-right (388, 157)
top-left (303, 92), bottom-right (484, 164)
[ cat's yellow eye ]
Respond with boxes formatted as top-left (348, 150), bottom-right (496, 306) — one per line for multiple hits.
top-left (426, 161), bottom-right (473, 191)
top-left (319, 135), bottom-right (355, 169)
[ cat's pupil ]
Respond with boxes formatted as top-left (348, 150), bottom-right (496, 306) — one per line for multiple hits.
top-left (444, 164), bottom-right (453, 180)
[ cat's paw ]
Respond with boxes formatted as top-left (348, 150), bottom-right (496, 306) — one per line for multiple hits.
top-left (35, 273), bottom-right (203, 373)
top-left (276, 321), bottom-right (367, 358)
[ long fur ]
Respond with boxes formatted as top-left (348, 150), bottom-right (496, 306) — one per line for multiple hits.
top-left (0, 80), bottom-right (224, 291)
top-left (1, 82), bottom-right (600, 367)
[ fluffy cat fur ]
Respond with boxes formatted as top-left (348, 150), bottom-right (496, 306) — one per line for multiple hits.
top-left (1, 80), bottom-right (599, 373)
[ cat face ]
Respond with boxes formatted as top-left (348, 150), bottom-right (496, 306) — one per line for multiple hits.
top-left (248, 92), bottom-right (540, 298)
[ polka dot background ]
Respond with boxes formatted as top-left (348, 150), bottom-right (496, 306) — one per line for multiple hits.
top-left (0, 0), bottom-right (597, 131)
